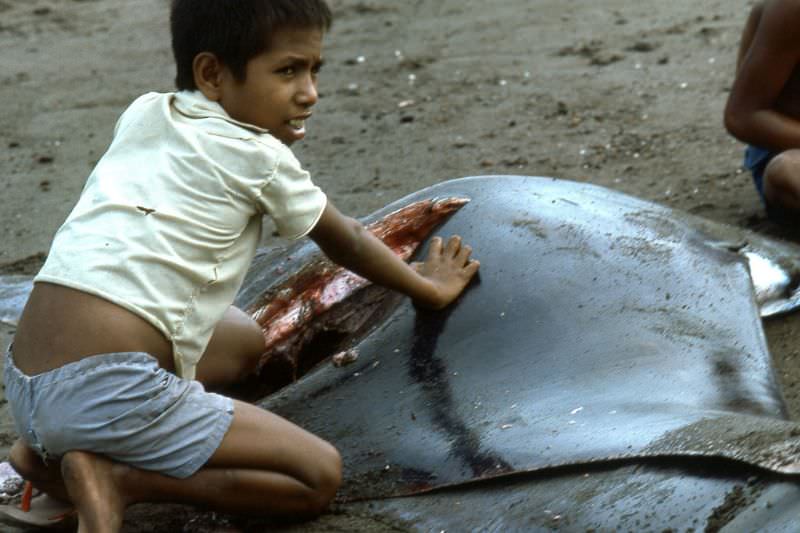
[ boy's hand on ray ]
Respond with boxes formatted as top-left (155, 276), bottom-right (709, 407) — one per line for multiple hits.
top-left (412, 235), bottom-right (480, 310)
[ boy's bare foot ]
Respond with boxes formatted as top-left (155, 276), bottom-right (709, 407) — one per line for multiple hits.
top-left (61, 450), bottom-right (129, 533)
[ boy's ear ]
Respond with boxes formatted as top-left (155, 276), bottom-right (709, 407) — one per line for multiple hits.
top-left (192, 52), bottom-right (226, 101)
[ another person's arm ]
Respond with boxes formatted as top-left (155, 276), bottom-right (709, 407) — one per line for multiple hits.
top-left (308, 202), bottom-right (479, 310)
top-left (724, 0), bottom-right (800, 149)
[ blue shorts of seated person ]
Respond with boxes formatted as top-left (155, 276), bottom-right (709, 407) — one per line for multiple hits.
top-left (3, 348), bottom-right (234, 479)
top-left (744, 144), bottom-right (794, 223)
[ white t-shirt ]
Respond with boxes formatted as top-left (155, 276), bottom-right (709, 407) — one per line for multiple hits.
top-left (36, 91), bottom-right (327, 380)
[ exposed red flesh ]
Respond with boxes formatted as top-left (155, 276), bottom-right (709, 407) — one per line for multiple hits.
top-left (248, 197), bottom-right (468, 370)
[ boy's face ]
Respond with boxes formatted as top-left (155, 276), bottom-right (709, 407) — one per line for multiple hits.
top-left (218, 27), bottom-right (323, 146)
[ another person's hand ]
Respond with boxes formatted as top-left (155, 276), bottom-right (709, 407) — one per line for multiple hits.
top-left (412, 235), bottom-right (480, 309)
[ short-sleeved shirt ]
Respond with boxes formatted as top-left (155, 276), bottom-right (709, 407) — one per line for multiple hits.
top-left (35, 91), bottom-right (327, 380)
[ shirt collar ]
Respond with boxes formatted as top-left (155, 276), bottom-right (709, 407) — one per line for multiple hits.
top-left (171, 90), bottom-right (270, 134)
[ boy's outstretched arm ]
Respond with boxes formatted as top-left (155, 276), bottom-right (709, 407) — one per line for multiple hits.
top-left (308, 202), bottom-right (480, 310)
top-left (724, 0), bottom-right (800, 150)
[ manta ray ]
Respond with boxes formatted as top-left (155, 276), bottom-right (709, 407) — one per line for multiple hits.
top-left (3, 175), bottom-right (800, 531)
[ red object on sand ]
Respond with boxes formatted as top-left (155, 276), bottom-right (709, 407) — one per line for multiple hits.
top-left (20, 481), bottom-right (32, 512)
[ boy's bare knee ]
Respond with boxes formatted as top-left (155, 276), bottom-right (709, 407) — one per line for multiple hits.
top-left (317, 443), bottom-right (343, 493)
top-left (243, 316), bottom-right (267, 357)
top-left (200, 307), bottom-right (266, 385)
top-left (307, 443), bottom-right (342, 513)
top-left (223, 306), bottom-right (266, 359)
top-left (235, 318), bottom-right (266, 379)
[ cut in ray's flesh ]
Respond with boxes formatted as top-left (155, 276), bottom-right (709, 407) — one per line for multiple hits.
top-left (248, 197), bottom-right (468, 373)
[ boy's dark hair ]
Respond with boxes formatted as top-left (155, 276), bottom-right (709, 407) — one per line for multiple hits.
top-left (170, 0), bottom-right (332, 91)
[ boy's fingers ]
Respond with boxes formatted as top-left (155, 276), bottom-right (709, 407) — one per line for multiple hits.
top-left (444, 235), bottom-right (462, 257)
top-left (464, 259), bottom-right (480, 277)
top-left (457, 244), bottom-right (473, 264)
top-left (427, 236), bottom-right (443, 256)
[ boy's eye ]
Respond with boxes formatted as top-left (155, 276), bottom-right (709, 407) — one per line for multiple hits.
top-left (278, 67), bottom-right (295, 76)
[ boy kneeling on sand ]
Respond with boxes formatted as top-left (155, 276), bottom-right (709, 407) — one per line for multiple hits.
top-left (4, 1), bottom-right (479, 530)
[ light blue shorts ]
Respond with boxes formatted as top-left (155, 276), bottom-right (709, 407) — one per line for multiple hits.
top-left (3, 348), bottom-right (234, 479)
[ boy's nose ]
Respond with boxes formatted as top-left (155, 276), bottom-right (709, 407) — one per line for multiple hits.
top-left (296, 77), bottom-right (318, 107)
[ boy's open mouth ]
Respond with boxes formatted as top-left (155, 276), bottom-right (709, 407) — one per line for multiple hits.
top-left (288, 118), bottom-right (306, 130)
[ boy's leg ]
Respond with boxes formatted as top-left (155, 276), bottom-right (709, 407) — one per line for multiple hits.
top-left (6, 306), bottom-right (262, 508)
top-left (8, 439), bottom-right (69, 502)
top-left (195, 306), bottom-right (266, 390)
top-left (60, 399), bottom-right (342, 532)
top-left (763, 149), bottom-right (800, 213)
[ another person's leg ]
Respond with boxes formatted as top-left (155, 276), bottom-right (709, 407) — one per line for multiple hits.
top-left (763, 149), bottom-right (800, 214)
top-left (60, 399), bottom-right (342, 532)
